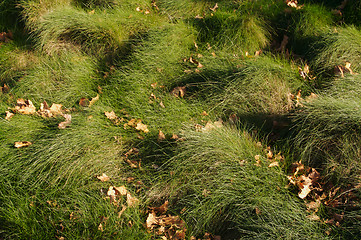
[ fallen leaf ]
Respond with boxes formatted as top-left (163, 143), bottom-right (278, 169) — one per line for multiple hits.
top-left (88, 94), bottom-right (99, 107)
top-left (114, 186), bottom-right (127, 196)
top-left (79, 98), bottom-right (89, 107)
top-left (345, 62), bottom-right (354, 75)
top-left (210, 3), bottom-right (218, 11)
top-left (15, 99), bottom-right (36, 114)
top-left (268, 161), bottom-right (279, 168)
top-left (5, 111), bottom-right (14, 120)
top-left (146, 212), bottom-right (159, 229)
top-left (158, 130), bottom-right (166, 141)
top-left (171, 133), bottom-right (179, 140)
top-left (14, 141), bottom-right (32, 148)
top-left (149, 200), bottom-right (169, 215)
top-left (298, 175), bottom-right (312, 199)
top-left (159, 101), bottom-right (165, 108)
top-left (286, 0), bottom-right (303, 9)
top-left (171, 86), bottom-right (186, 98)
top-left (97, 173), bottom-right (110, 182)
top-left (307, 213), bottom-right (320, 221)
top-left (136, 122), bottom-right (149, 133)
top-left (49, 104), bottom-right (63, 116)
top-left (98, 223), bottom-right (104, 232)
top-left (306, 200), bottom-right (321, 212)
top-left (118, 204), bottom-right (127, 218)
top-left (127, 193), bottom-right (139, 207)
top-left (105, 111), bottom-right (117, 120)
top-left (58, 114), bottom-right (71, 129)
top-left (201, 111), bottom-right (208, 116)
top-left (107, 186), bottom-right (117, 203)
top-left (151, 83), bottom-right (157, 88)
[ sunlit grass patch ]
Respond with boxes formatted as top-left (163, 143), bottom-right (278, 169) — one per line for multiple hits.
top-left (150, 125), bottom-right (328, 239)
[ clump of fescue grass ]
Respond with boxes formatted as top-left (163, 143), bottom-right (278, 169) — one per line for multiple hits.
top-left (193, 11), bottom-right (271, 54)
top-left (287, 4), bottom-right (334, 57)
top-left (22, 1), bottom-right (162, 55)
top-left (312, 26), bottom-right (361, 74)
top-left (292, 75), bottom-right (361, 183)
top-left (11, 50), bottom-right (99, 106)
top-left (150, 125), bottom-right (328, 239)
top-left (216, 55), bottom-right (306, 115)
top-left (0, 105), bottom-right (151, 239)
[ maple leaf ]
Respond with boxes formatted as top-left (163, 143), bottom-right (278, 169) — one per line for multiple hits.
top-left (14, 141), bottom-right (32, 148)
top-left (96, 173), bottom-right (110, 182)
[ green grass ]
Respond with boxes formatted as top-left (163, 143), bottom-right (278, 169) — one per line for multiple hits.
top-left (151, 125), bottom-right (328, 239)
top-left (1, 0), bottom-right (361, 239)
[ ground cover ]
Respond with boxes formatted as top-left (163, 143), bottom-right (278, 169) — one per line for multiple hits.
top-left (1, 0), bottom-right (361, 239)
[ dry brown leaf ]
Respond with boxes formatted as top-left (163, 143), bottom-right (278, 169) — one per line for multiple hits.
top-left (98, 223), bottom-right (104, 232)
top-left (97, 173), bottom-right (110, 182)
top-left (49, 104), bottom-right (63, 116)
top-left (79, 98), bottom-right (89, 107)
top-left (5, 111), bottom-right (14, 120)
top-left (171, 86), bottom-right (186, 98)
top-left (14, 141), bottom-right (32, 148)
top-left (15, 99), bottom-right (36, 114)
top-left (89, 94), bottom-right (99, 107)
top-left (210, 3), bottom-right (218, 12)
top-left (306, 200), bottom-right (321, 212)
top-left (58, 114), bottom-right (71, 129)
top-left (286, 0), bottom-right (303, 9)
top-left (158, 130), bottom-right (166, 141)
top-left (136, 122), bottom-right (149, 133)
top-left (345, 62), bottom-right (354, 75)
top-left (159, 101), bottom-right (165, 108)
top-left (127, 193), bottom-right (139, 207)
top-left (151, 82), bottom-right (157, 88)
top-left (146, 212), bottom-right (159, 229)
top-left (149, 200), bottom-right (169, 215)
top-left (114, 186), bottom-right (127, 196)
top-left (307, 213), bottom-right (320, 221)
top-left (298, 175), bottom-right (312, 199)
top-left (107, 186), bottom-right (117, 203)
top-left (118, 204), bottom-right (127, 218)
top-left (105, 111), bottom-right (117, 120)
top-left (268, 161), bottom-right (279, 168)
top-left (171, 133), bottom-right (179, 140)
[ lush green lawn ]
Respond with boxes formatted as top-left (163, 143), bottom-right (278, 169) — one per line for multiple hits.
top-left (1, 0), bottom-right (361, 239)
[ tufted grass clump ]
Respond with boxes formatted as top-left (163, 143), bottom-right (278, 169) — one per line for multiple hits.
top-left (150, 125), bottom-right (328, 239)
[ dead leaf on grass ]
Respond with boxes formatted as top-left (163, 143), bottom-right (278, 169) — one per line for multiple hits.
top-left (158, 130), bottom-right (166, 141)
top-left (127, 193), bottom-right (139, 207)
top-left (149, 200), bottom-right (169, 215)
top-left (5, 111), bottom-right (14, 120)
top-left (114, 186), bottom-right (128, 196)
top-left (15, 99), bottom-right (36, 114)
top-left (97, 173), bottom-right (110, 182)
top-left (14, 141), bottom-right (32, 148)
top-left (268, 161), bottom-right (279, 168)
top-left (171, 86), bottom-right (186, 98)
top-left (79, 98), bottom-right (89, 107)
top-left (58, 114), bottom-right (71, 129)
top-left (136, 121), bottom-right (149, 133)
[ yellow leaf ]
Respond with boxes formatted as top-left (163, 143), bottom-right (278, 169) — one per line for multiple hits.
top-left (98, 223), bottom-right (104, 232)
top-left (89, 94), bottom-right (99, 107)
top-left (126, 193), bottom-right (139, 207)
top-left (14, 141), bottom-right (32, 148)
top-left (49, 103), bottom-right (63, 116)
top-left (268, 161), bottom-right (279, 168)
top-left (5, 111), bottom-right (14, 120)
top-left (105, 111), bottom-right (117, 120)
top-left (58, 114), bottom-right (71, 129)
top-left (136, 122), bottom-right (149, 133)
top-left (158, 130), bottom-right (166, 141)
top-left (146, 212), bottom-right (158, 229)
top-left (114, 186), bottom-right (127, 196)
top-left (96, 173), bottom-right (110, 182)
top-left (15, 99), bottom-right (36, 114)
